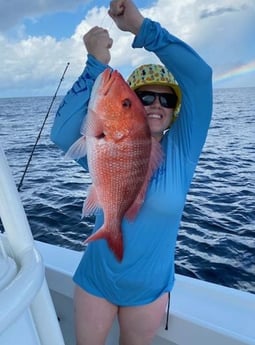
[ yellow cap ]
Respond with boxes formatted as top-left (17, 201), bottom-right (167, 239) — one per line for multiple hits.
top-left (127, 64), bottom-right (182, 118)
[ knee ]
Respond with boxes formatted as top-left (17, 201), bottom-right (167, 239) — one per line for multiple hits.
top-left (119, 320), bottom-right (161, 345)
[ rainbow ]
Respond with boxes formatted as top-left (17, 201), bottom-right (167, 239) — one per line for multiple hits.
top-left (213, 60), bottom-right (255, 84)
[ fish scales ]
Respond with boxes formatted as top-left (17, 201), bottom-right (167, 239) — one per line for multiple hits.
top-left (66, 68), bottom-right (163, 261)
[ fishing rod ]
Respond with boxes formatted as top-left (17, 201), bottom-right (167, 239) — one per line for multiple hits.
top-left (17, 62), bottom-right (70, 192)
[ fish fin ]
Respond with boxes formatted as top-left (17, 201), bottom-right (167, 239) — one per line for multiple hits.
top-left (84, 226), bottom-right (124, 261)
top-left (148, 137), bottom-right (164, 173)
top-left (65, 136), bottom-right (87, 160)
top-left (84, 108), bottom-right (105, 137)
top-left (125, 188), bottom-right (145, 220)
top-left (125, 137), bottom-right (164, 220)
top-left (82, 185), bottom-right (99, 217)
top-left (65, 108), bottom-right (104, 160)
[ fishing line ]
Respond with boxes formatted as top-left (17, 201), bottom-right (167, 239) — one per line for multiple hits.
top-left (100, 5), bottom-right (114, 31)
top-left (17, 62), bottom-right (70, 192)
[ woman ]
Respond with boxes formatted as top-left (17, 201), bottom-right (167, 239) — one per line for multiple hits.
top-left (51, 0), bottom-right (213, 344)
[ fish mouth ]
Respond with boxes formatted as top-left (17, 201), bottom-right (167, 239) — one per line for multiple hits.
top-left (89, 68), bottom-right (114, 108)
top-left (101, 68), bottom-right (116, 95)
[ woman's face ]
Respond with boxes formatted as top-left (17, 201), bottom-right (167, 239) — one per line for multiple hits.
top-left (136, 84), bottom-right (175, 141)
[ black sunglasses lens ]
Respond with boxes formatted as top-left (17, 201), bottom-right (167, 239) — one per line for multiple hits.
top-left (140, 94), bottom-right (155, 106)
top-left (136, 91), bottom-right (177, 108)
top-left (159, 95), bottom-right (169, 108)
top-left (159, 94), bottom-right (177, 108)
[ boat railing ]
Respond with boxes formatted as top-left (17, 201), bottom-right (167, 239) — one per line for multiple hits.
top-left (0, 146), bottom-right (65, 345)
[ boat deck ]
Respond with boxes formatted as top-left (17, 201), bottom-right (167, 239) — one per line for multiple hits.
top-left (38, 241), bottom-right (255, 345)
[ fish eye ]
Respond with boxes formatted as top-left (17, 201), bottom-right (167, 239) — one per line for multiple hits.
top-left (122, 98), bottom-right (132, 108)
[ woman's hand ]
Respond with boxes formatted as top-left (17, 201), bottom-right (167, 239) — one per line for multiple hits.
top-left (83, 26), bottom-right (113, 65)
top-left (108, 0), bottom-right (144, 35)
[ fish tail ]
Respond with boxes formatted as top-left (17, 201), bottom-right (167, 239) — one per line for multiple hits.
top-left (84, 227), bottom-right (124, 261)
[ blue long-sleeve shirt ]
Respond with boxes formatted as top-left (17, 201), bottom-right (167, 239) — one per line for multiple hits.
top-left (51, 18), bottom-right (212, 305)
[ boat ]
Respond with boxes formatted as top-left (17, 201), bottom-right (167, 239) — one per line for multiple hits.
top-left (1, 145), bottom-right (255, 345)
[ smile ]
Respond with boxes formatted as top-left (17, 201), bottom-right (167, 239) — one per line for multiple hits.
top-left (147, 114), bottom-right (163, 119)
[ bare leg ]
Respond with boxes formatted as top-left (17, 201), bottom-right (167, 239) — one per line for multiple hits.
top-left (118, 293), bottom-right (168, 345)
top-left (74, 285), bottom-right (118, 345)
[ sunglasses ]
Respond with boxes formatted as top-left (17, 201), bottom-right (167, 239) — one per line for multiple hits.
top-left (136, 91), bottom-right (177, 109)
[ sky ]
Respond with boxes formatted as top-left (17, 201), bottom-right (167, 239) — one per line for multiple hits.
top-left (0, 0), bottom-right (254, 98)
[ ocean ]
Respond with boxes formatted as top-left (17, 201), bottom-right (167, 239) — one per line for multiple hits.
top-left (0, 87), bottom-right (254, 294)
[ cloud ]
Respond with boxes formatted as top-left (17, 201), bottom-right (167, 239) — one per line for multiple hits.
top-left (0, 0), bottom-right (255, 97)
top-left (199, 5), bottom-right (248, 19)
top-left (0, 33), bottom-right (82, 97)
top-left (0, 0), bottom-right (89, 32)
top-left (188, 1), bottom-right (255, 66)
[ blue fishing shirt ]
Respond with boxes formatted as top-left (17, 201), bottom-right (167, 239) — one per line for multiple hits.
top-left (51, 18), bottom-right (213, 306)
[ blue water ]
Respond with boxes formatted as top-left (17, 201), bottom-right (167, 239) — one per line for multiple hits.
top-left (0, 88), bottom-right (255, 294)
